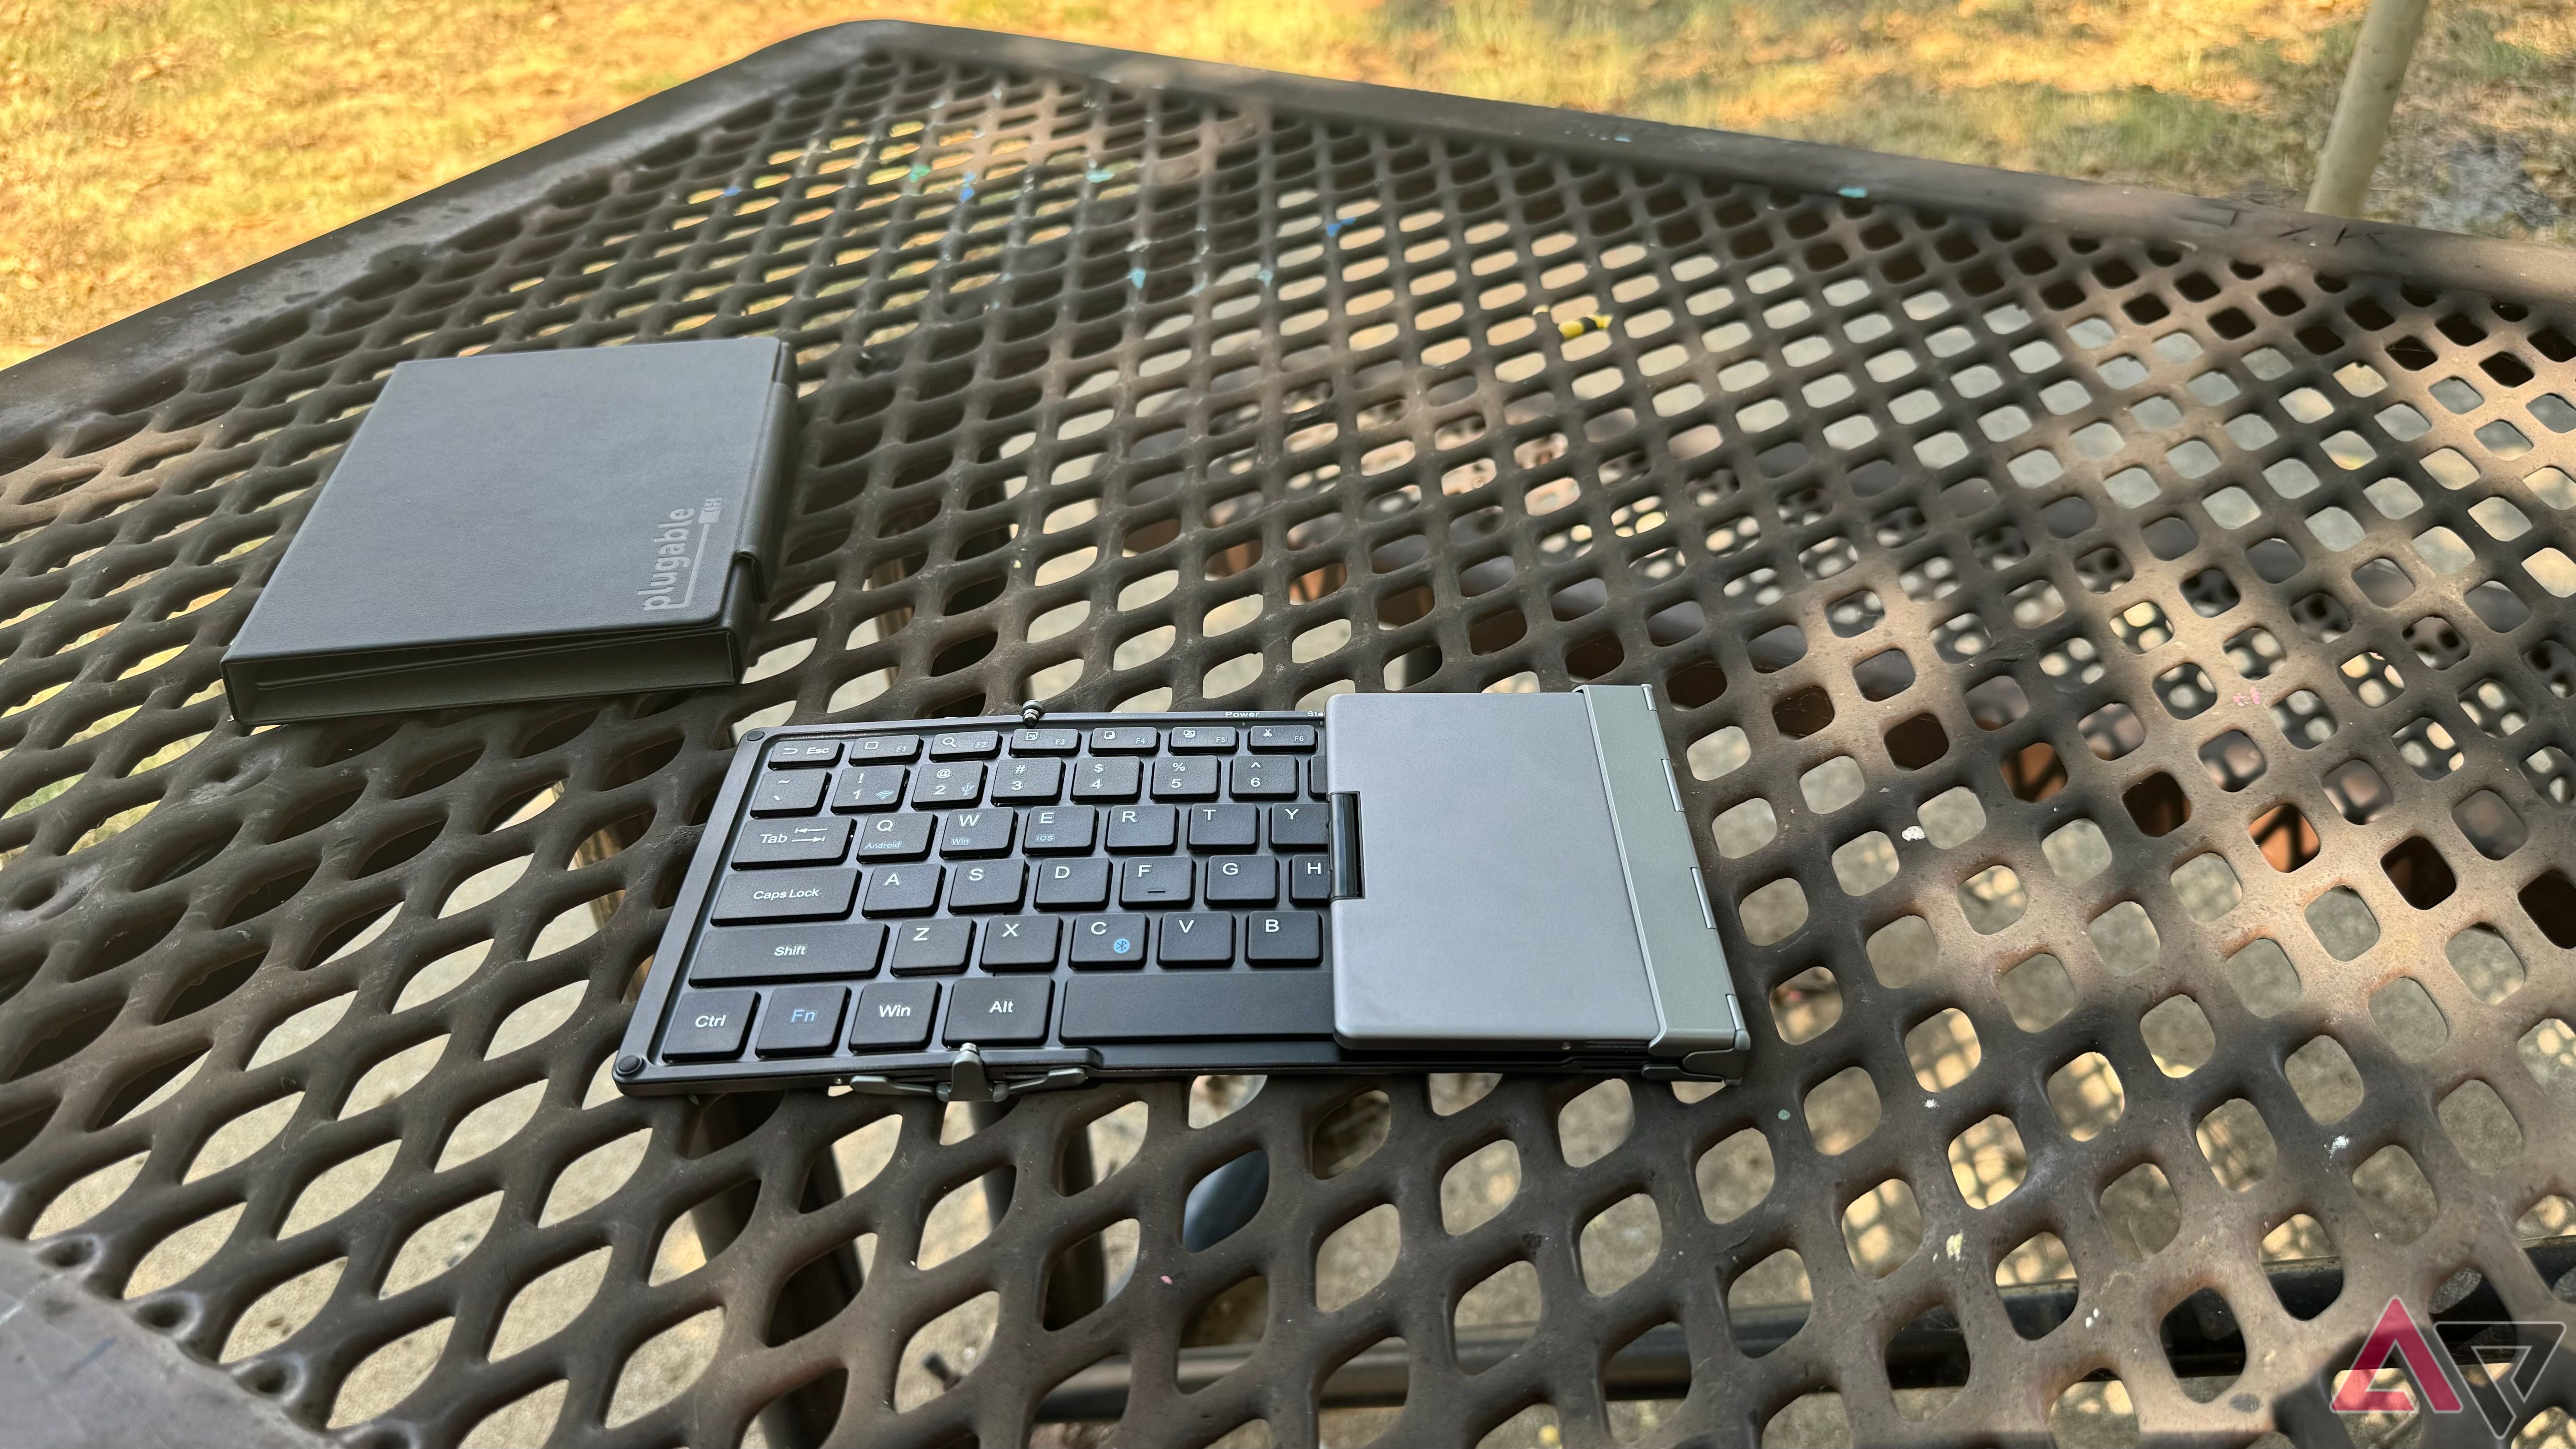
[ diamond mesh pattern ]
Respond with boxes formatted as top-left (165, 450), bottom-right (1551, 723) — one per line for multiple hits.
top-left (4, 27), bottom-right (2576, 1447)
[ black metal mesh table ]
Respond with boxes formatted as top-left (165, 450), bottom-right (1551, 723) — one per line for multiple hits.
top-left (6, 22), bottom-right (2576, 1448)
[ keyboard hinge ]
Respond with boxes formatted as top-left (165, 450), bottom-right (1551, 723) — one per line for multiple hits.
top-left (934, 1048), bottom-right (1089, 1104)
top-left (1329, 791), bottom-right (1363, 899)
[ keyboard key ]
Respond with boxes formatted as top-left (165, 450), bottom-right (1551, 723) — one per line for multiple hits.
top-left (710, 868), bottom-right (856, 924)
top-left (1072, 757), bottom-right (1141, 801)
top-left (754, 985), bottom-right (846, 1057)
top-left (1245, 912), bottom-right (1323, 965)
top-left (1089, 726), bottom-right (1159, 754)
top-left (1205, 856), bottom-right (1277, 905)
top-left (929, 730), bottom-right (1001, 759)
top-left (979, 916), bottom-right (1059, 971)
top-left (1105, 805), bottom-right (1177, 852)
top-left (849, 981), bottom-right (936, 1048)
top-left (692, 923), bottom-right (883, 983)
top-left (1289, 856), bottom-right (1334, 903)
top-left (766, 740), bottom-right (841, 767)
top-left (1022, 806), bottom-right (1098, 854)
top-left (990, 758), bottom-right (1063, 803)
top-left (853, 813), bottom-right (934, 860)
top-left (664, 989), bottom-right (756, 1059)
top-left (889, 919), bottom-right (973, 974)
top-left (1120, 858), bottom-right (1194, 907)
top-left (945, 978), bottom-right (1052, 1045)
top-left (948, 860), bottom-right (1026, 912)
top-left (1153, 757), bottom-right (1220, 801)
top-left (940, 809), bottom-right (1015, 857)
top-left (1228, 756), bottom-right (1296, 799)
top-left (1011, 727), bottom-right (1081, 754)
top-left (846, 734), bottom-right (922, 762)
top-left (749, 770), bottom-right (827, 817)
top-left (1069, 914), bottom-right (1148, 968)
top-left (1167, 725), bottom-right (1238, 753)
top-left (730, 816), bottom-right (851, 869)
top-left (911, 762), bottom-right (984, 807)
top-left (863, 865), bottom-right (942, 915)
top-left (1035, 858), bottom-right (1111, 909)
top-left (830, 766), bottom-right (908, 813)
top-left (1060, 973), bottom-right (1334, 1042)
top-left (1268, 802), bottom-right (1330, 850)
top-left (1306, 755), bottom-right (1329, 797)
top-left (1186, 804), bottom-right (1258, 852)
top-left (1156, 912), bottom-right (1234, 966)
top-left (1248, 724), bottom-right (1317, 752)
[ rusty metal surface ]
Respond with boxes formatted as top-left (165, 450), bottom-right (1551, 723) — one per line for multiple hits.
top-left (3, 21), bottom-right (2576, 1447)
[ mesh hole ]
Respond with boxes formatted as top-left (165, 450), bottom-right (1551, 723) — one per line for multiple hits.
top-left (1947, 1115), bottom-right (2027, 1208)
top-left (1841, 1178), bottom-right (1923, 1278)
top-left (1441, 1140), bottom-right (1521, 1235)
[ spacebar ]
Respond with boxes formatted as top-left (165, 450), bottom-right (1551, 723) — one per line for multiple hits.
top-left (1061, 973), bottom-right (1335, 1042)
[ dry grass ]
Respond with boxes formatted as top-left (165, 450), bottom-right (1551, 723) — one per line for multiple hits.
top-left (4, 0), bottom-right (2573, 369)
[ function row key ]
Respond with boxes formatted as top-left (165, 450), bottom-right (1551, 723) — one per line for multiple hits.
top-left (930, 730), bottom-right (1001, 759)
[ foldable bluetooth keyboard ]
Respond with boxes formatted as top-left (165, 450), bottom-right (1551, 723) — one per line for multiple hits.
top-left (617, 688), bottom-right (1752, 1100)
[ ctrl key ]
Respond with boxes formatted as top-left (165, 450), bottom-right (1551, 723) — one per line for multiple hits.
top-left (664, 989), bottom-right (756, 1060)
top-left (849, 982), bottom-right (938, 1050)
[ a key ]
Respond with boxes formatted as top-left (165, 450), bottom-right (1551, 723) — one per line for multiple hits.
top-left (1021, 806), bottom-right (1098, 854)
top-left (990, 758), bottom-right (1063, 803)
top-left (663, 989), bottom-right (757, 1059)
top-left (848, 981), bottom-right (936, 1048)
top-left (1289, 856), bottom-right (1334, 903)
top-left (1034, 858), bottom-right (1111, 909)
top-left (862, 865), bottom-right (942, 916)
top-left (1068, 914), bottom-right (1148, 968)
top-left (929, 730), bottom-right (1001, 759)
top-left (1228, 756), bottom-right (1296, 799)
top-left (1244, 911), bottom-right (1323, 965)
top-left (691, 923), bottom-right (883, 984)
top-left (1059, 973), bottom-right (1335, 1041)
top-left (852, 813), bottom-right (934, 860)
top-left (1248, 723), bottom-right (1317, 752)
top-left (1155, 912), bottom-right (1234, 966)
top-left (1120, 858), bottom-right (1194, 908)
top-left (1269, 802), bottom-right (1329, 850)
top-left (1186, 804), bottom-right (1258, 852)
top-left (1153, 757), bottom-right (1220, 801)
top-left (709, 868), bottom-right (856, 924)
top-left (978, 917), bottom-right (1059, 971)
top-left (911, 762), bottom-right (984, 807)
top-left (944, 978), bottom-right (1052, 1045)
top-left (1088, 726), bottom-right (1159, 754)
top-left (1205, 856), bottom-right (1277, 905)
top-left (888, 919), bottom-right (973, 974)
top-left (749, 770), bottom-right (827, 817)
top-left (765, 740), bottom-right (841, 768)
top-left (845, 734), bottom-right (922, 763)
top-left (829, 766), bottom-right (908, 813)
top-left (1010, 727), bottom-right (1081, 754)
top-left (939, 809), bottom-right (1014, 857)
top-left (1071, 757), bottom-right (1141, 801)
top-left (1306, 755), bottom-right (1329, 797)
top-left (754, 985), bottom-right (846, 1057)
top-left (1167, 725), bottom-right (1238, 753)
top-left (947, 860), bottom-right (1026, 912)
top-left (729, 816), bottom-right (851, 869)
top-left (1104, 805), bottom-right (1177, 852)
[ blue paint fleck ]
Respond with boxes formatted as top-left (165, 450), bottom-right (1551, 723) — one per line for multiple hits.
top-left (1612, 133), bottom-right (1632, 143)
top-left (1129, 267), bottom-right (1147, 289)
top-left (1322, 220), bottom-right (1343, 239)
top-left (1088, 167), bottom-right (1115, 183)
top-left (1255, 267), bottom-right (1274, 285)
top-left (1838, 185), bottom-right (1869, 199)
top-left (721, 185), bottom-right (742, 198)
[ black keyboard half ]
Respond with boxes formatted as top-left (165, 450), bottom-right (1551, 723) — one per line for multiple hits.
top-left (618, 712), bottom-right (1351, 1096)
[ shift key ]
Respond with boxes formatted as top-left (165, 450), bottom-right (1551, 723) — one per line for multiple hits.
top-left (710, 867), bottom-right (857, 923)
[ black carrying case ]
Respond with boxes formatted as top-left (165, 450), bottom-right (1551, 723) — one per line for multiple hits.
top-left (220, 338), bottom-right (796, 723)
